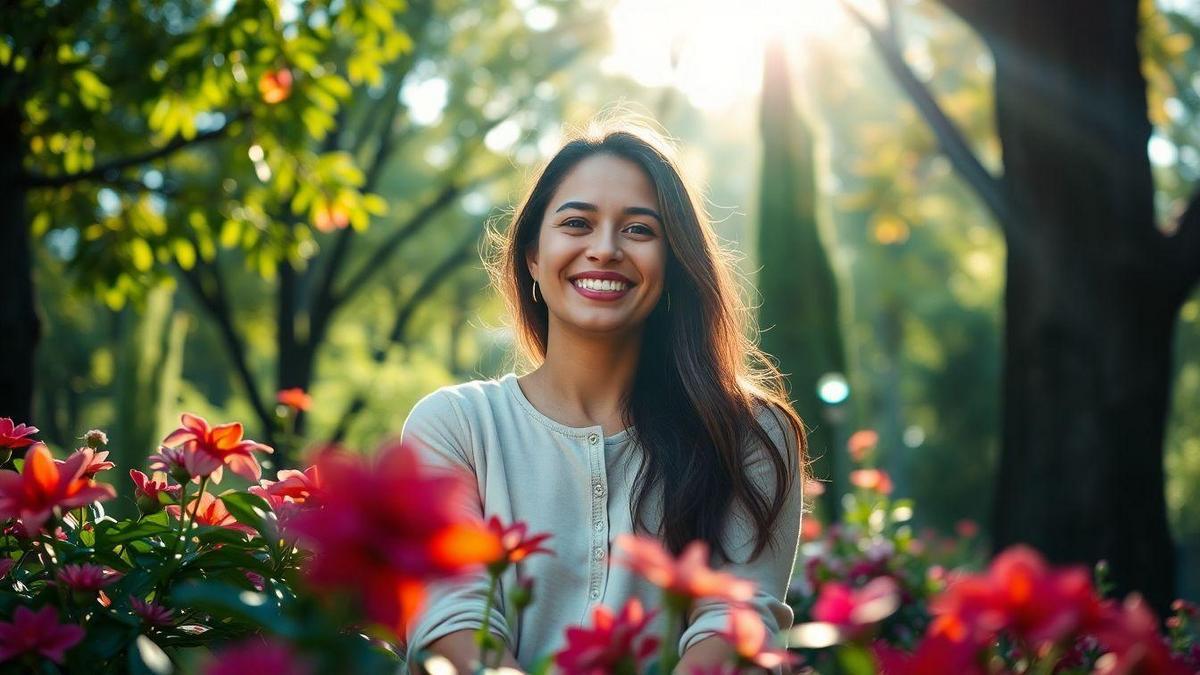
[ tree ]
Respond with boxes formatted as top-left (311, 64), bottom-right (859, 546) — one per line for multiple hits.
top-left (845, 0), bottom-right (1200, 612)
top-left (756, 39), bottom-right (848, 515)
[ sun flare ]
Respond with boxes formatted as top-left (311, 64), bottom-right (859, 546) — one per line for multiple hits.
top-left (602, 0), bottom-right (851, 110)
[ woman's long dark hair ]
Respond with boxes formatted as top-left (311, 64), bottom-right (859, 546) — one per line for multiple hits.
top-left (487, 121), bottom-right (809, 564)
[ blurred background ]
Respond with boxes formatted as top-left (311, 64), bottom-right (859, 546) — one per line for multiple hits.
top-left (2, 0), bottom-right (1197, 611)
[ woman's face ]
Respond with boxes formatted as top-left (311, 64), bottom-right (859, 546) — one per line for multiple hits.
top-left (526, 153), bottom-right (668, 338)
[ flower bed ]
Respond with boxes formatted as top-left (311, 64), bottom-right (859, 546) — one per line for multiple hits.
top-left (0, 415), bottom-right (1195, 674)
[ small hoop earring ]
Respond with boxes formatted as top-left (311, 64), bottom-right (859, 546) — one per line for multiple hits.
top-left (531, 280), bottom-right (540, 304)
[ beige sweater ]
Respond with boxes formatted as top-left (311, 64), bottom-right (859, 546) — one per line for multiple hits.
top-left (400, 373), bottom-right (804, 671)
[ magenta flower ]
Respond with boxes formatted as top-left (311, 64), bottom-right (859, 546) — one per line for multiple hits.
top-left (0, 559), bottom-right (13, 579)
top-left (160, 413), bottom-right (273, 483)
top-left (130, 596), bottom-right (174, 628)
top-left (129, 469), bottom-right (181, 514)
top-left (59, 447), bottom-right (115, 479)
top-left (554, 597), bottom-right (660, 675)
top-left (0, 605), bottom-right (85, 664)
top-left (205, 637), bottom-right (311, 675)
top-left (56, 564), bottom-right (121, 592)
top-left (0, 419), bottom-right (38, 450)
top-left (811, 576), bottom-right (900, 635)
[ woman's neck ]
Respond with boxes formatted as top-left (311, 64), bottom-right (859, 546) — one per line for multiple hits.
top-left (522, 322), bottom-right (642, 434)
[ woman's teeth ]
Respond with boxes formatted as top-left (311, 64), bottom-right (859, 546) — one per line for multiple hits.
top-left (573, 278), bottom-right (630, 292)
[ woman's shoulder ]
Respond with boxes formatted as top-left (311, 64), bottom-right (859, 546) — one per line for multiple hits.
top-left (405, 373), bottom-right (516, 427)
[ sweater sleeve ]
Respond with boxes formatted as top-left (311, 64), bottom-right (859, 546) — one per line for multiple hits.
top-left (677, 403), bottom-right (805, 664)
top-left (401, 389), bottom-right (514, 668)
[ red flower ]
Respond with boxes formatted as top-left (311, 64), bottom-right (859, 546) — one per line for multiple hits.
top-left (0, 419), bottom-right (38, 450)
top-left (849, 469), bottom-right (894, 495)
top-left (615, 535), bottom-right (756, 604)
top-left (56, 564), bottom-right (121, 592)
top-left (872, 634), bottom-right (986, 675)
top-left (161, 413), bottom-right (273, 483)
top-left (1092, 595), bottom-right (1193, 675)
top-left (717, 605), bottom-right (795, 671)
top-left (287, 443), bottom-right (503, 635)
top-left (485, 515), bottom-right (553, 572)
top-left (811, 576), bottom-right (901, 634)
top-left (257, 69), bottom-right (293, 105)
top-left (206, 637), bottom-right (310, 675)
top-left (0, 443), bottom-right (116, 534)
top-left (554, 597), bottom-right (659, 675)
top-left (130, 596), bottom-right (174, 628)
top-left (59, 447), bottom-right (114, 478)
top-left (801, 518), bottom-right (823, 542)
top-left (250, 467), bottom-right (320, 543)
top-left (955, 519), bottom-right (979, 539)
top-left (847, 429), bottom-right (879, 463)
top-left (166, 492), bottom-right (255, 535)
top-left (276, 388), bottom-right (312, 412)
top-left (0, 605), bottom-right (85, 664)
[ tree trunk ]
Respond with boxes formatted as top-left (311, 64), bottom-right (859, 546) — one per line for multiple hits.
top-left (0, 99), bottom-right (38, 426)
top-left (757, 39), bottom-right (848, 515)
top-left (983, 0), bottom-right (1181, 612)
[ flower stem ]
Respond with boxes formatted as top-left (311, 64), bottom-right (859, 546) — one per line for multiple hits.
top-left (476, 571), bottom-right (501, 670)
top-left (658, 595), bottom-right (687, 675)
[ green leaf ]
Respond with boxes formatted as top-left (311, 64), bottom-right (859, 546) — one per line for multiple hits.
top-left (837, 644), bottom-right (878, 675)
top-left (96, 517), bottom-right (174, 547)
top-left (219, 492), bottom-right (271, 534)
top-left (171, 581), bottom-right (298, 637)
top-left (130, 635), bottom-right (173, 675)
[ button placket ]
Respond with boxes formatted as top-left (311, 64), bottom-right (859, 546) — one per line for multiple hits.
top-left (587, 430), bottom-right (607, 604)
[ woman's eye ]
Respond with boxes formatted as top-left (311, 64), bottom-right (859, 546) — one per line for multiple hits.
top-left (626, 224), bottom-right (655, 236)
top-left (562, 218), bottom-right (589, 229)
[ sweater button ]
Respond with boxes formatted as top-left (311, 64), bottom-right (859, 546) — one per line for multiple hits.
top-left (590, 588), bottom-right (600, 600)
top-left (587, 433), bottom-right (599, 445)
top-left (593, 483), bottom-right (605, 497)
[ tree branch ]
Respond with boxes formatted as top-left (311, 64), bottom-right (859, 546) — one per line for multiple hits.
top-left (1168, 187), bottom-right (1200, 298)
top-left (843, 1), bottom-right (1013, 229)
top-left (327, 223), bottom-right (483, 443)
top-left (21, 111), bottom-right (248, 188)
top-left (176, 259), bottom-right (276, 444)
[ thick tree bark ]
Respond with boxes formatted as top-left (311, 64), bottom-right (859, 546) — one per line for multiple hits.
top-left (0, 99), bottom-right (38, 425)
top-left (982, 0), bottom-right (1185, 612)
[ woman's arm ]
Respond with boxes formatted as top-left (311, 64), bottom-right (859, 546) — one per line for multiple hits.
top-left (410, 629), bottom-right (524, 674)
top-left (675, 635), bottom-right (793, 675)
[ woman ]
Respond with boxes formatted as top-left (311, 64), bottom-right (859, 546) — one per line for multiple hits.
top-left (402, 122), bottom-right (807, 673)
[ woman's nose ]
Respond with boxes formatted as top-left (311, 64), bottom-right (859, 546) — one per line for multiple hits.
top-left (585, 227), bottom-right (624, 262)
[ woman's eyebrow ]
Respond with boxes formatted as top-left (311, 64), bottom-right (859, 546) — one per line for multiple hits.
top-left (554, 201), bottom-right (662, 222)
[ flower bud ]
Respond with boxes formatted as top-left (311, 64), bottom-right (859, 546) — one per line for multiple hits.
top-left (84, 429), bottom-right (108, 449)
top-left (509, 577), bottom-right (535, 611)
top-left (136, 494), bottom-right (164, 516)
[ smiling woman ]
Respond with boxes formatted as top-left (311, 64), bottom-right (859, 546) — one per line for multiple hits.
top-left (400, 121), bottom-right (807, 673)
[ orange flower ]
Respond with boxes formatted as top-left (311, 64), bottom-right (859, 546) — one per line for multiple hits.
top-left (257, 68), bottom-right (293, 104)
top-left (849, 468), bottom-right (893, 495)
top-left (313, 204), bottom-right (350, 232)
top-left (615, 535), bottom-right (755, 604)
top-left (0, 443), bottom-right (116, 534)
top-left (847, 429), bottom-right (879, 463)
top-left (801, 518), bottom-right (823, 541)
top-left (166, 491), bottom-right (255, 535)
top-left (161, 413), bottom-right (273, 483)
top-left (276, 388), bottom-right (312, 412)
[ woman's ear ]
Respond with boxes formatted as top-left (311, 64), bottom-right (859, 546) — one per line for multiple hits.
top-left (525, 246), bottom-right (539, 281)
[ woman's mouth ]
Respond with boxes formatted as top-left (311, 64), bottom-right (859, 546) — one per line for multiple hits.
top-left (571, 277), bottom-right (633, 301)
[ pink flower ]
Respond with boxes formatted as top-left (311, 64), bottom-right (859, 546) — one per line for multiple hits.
top-left (847, 429), bottom-right (879, 463)
top-left (1092, 595), bottom-right (1193, 675)
top-left (0, 558), bottom-right (14, 578)
top-left (0, 419), bottom-right (38, 450)
top-left (148, 445), bottom-right (208, 482)
top-left (129, 469), bottom-right (182, 514)
top-left (166, 492), bottom-right (255, 535)
top-left (811, 576), bottom-right (901, 635)
top-left (801, 518), bottom-right (823, 541)
top-left (0, 605), bottom-right (85, 664)
top-left (160, 413), bottom-right (273, 483)
top-left (485, 515), bottom-right (553, 572)
top-left (615, 535), bottom-right (756, 604)
top-left (849, 468), bottom-right (894, 495)
top-left (717, 605), bottom-right (795, 671)
top-left (287, 442), bottom-right (502, 635)
top-left (955, 519), bottom-right (979, 539)
top-left (803, 478), bottom-right (826, 497)
top-left (130, 596), bottom-right (174, 627)
top-left (250, 466), bottom-right (322, 542)
top-left (205, 637), bottom-right (310, 675)
top-left (872, 634), bottom-right (986, 675)
top-left (554, 597), bottom-right (659, 675)
top-left (58, 447), bottom-right (114, 478)
top-left (56, 563), bottom-right (121, 592)
top-left (0, 443), bottom-right (116, 534)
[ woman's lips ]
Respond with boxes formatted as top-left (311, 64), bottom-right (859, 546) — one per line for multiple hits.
top-left (571, 281), bottom-right (632, 301)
